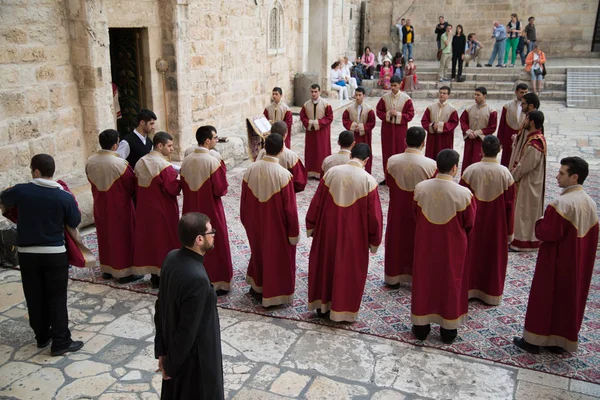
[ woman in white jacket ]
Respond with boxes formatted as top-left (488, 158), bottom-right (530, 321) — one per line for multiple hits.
top-left (340, 57), bottom-right (358, 97)
top-left (330, 61), bottom-right (349, 100)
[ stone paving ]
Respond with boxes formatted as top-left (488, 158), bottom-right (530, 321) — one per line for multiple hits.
top-left (1, 97), bottom-right (600, 399)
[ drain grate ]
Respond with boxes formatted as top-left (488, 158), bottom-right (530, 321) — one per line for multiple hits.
top-left (567, 67), bottom-right (600, 108)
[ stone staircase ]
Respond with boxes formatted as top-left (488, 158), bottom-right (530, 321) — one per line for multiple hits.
top-left (362, 66), bottom-right (567, 101)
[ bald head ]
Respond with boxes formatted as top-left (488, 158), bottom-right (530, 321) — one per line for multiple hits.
top-left (493, 20), bottom-right (499, 27)
top-left (270, 120), bottom-right (288, 139)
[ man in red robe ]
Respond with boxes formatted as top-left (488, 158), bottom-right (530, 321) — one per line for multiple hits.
top-left (376, 75), bottom-right (415, 183)
top-left (385, 127), bottom-right (436, 285)
top-left (300, 84), bottom-right (334, 178)
top-left (420, 86), bottom-right (459, 160)
top-left (306, 143), bottom-right (383, 322)
top-left (86, 129), bottom-right (140, 283)
top-left (256, 121), bottom-right (307, 193)
top-left (514, 157), bottom-right (599, 354)
top-left (264, 87), bottom-right (294, 149)
top-left (412, 149), bottom-right (476, 343)
top-left (498, 84), bottom-right (528, 167)
top-left (321, 131), bottom-right (354, 176)
top-left (508, 93), bottom-right (540, 171)
top-left (510, 111), bottom-right (546, 251)
top-left (460, 136), bottom-right (515, 305)
top-left (133, 132), bottom-right (181, 288)
top-left (459, 87), bottom-right (498, 174)
top-left (241, 134), bottom-right (300, 307)
top-left (181, 126), bottom-right (232, 293)
top-left (342, 87), bottom-right (376, 173)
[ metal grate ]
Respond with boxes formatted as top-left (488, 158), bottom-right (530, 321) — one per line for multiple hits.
top-left (567, 67), bottom-right (600, 108)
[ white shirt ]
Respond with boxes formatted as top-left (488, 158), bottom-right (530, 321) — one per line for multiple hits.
top-left (341, 62), bottom-right (353, 79)
top-left (116, 129), bottom-right (149, 159)
top-left (330, 69), bottom-right (344, 84)
top-left (377, 51), bottom-right (393, 66)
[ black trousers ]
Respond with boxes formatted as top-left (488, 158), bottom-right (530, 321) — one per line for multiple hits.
top-left (451, 55), bottom-right (464, 78)
top-left (18, 252), bottom-right (72, 350)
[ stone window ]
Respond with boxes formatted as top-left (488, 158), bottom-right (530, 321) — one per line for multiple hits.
top-left (268, 0), bottom-right (285, 55)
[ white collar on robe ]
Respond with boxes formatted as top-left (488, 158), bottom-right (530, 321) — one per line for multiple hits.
top-left (30, 178), bottom-right (63, 190)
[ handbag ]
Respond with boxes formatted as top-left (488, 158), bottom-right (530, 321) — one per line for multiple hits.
top-left (541, 63), bottom-right (547, 77)
top-left (335, 80), bottom-right (346, 87)
top-left (533, 67), bottom-right (543, 76)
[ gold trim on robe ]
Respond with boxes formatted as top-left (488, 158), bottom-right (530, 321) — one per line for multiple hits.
top-left (382, 92), bottom-right (411, 124)
top-left (180, 147), bottom-right (221, 191)
top-left (426, 101), bottom-right (457, 134)
top-left (243, 155), bottom-right (293, 202)
top-left (411, 312), bottom-right (469, 330)
top-left (307, 300), bottom-right (360, 323)
top-left (464, 103), bottom-right (495, 140)
top-left (346, 102), bottom-right (373, 136)
top-left (387, 148), bottom-right (437, 191)
top-left (134, 151), bottom-right (174, 188)
top-left (323, 159), bottom-right (378, 207)
top-left (302, 99), bottom-right (330, 131)
top-left (321, 150), bottom-right (351, 175)
top-left (86, 150), bottom-right (130, 192)
top-left (265, 101), bottom-right (291, 123)
top-left (503, 98), bottom-right (525, 131)
top-left (414, 174), bottom-right (473, 225)
top-left (550, 185), bottom-right (599, 238)
top-left (245, 275), bottom-right (294, 307)
top-left (461, 157), bottom-right (515, 202)
top-left (256, 147), bottom-right (300, 169)
top-left (523, 330), bottom-right (579, 353)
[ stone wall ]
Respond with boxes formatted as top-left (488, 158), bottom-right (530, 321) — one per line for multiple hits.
top-left (365, 0), bottom-right (600, 61)
top-left (0, 0), bottom-right (87, 191)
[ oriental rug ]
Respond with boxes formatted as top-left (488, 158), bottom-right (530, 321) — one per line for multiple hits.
top-left (70, 162), bottom-right (600, 384)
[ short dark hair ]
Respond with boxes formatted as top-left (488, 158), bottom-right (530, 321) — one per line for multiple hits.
top-left (527, 110), bottom-right (544, 129)
top-left (31, 154), bottom-right (55, 177)
top-left (98, 129), bottom-right (120, 150)
top-left (391, 75), bottom-right (402, 84)
top-left (406, 126), bottom-right (426, 147)
top-left (331, 61), bottom-right (340, 69)
top-left (381, 46), bottom-right (388, 53)
top-left (136, 109), bottom-right (157, 125)
top-left (436, 149), bottom-right (460, 174)
top-left (475, 87), bottom-right (487, 96)
top-left (338, 130), bottom-right (355, 147)
top-left (523, 93), bottom-right (540, 110)
top-left (195, 125), bottom-right (215, 146)
top-left (178, 212), bottom-right (210, 247)
top-left (355, 87), bottom-right (365, 95)
top-left (310, 84), bottom-right (321, 91)
top-left (264, 132), bottom-right (284, 155)
top-left (482, 135), bottom-right (501, 157)
top-left (439, 85), bottom-right (451, 95)
top-left (351, 143), bottom-right (370, 160)
top-left (560, 156), bottom-right (589, 185)
top-left (447, 24), bottom-right (453, 28)
top-left (272, 87), bottom-right (282, 95)
top-left (467, 33), bottom-right (475, 40)
top-left (153, 131), bottom-right (173, 147)
top-left (270, 120), bottom-right (288, 137)
top-left (364, 46), bottom-right (371, 52)
top-left (516, 83), bottom-right (528, 92)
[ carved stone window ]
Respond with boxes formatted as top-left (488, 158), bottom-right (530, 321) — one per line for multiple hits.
top-left (268, 1), bottom-right (285, 55)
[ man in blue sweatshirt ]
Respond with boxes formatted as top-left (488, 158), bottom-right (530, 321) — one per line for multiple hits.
top-left (0, 154), bottom-right (84, 356)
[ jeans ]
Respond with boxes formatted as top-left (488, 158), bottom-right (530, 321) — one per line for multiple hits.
top-left (437, 39), bottom-right (441, 50)
top-left (488, 39), bottom-right (506, 66)
top-left (525, 40), bottom-right (536, 57)
top-left (504, 37), bottom-right (519, 65)
top-left (403, 43), bottom-right (413, 60)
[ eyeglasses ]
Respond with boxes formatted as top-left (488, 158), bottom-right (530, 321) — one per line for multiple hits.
top-left (202, 230), bottom-right (217, 236)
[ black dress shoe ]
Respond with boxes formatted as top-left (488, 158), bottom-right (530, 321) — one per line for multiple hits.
top-left (101, 273), bottom-right (112, 280)
top-left (150, 274), bottom-right (160, 289)
top-left (51, 340), bottom-right (84, 357)
top-left (249, 287), bottom-right (262, 299)
top-left (379, 180), bottom-right (387, 186)
top-left (513, 336), bottom-right (540, 354)
top-left (216, 289), bottom-right (229, 296)
top-left (546, 346), bottom-right (566, 354)
top-left (316, 309), bottom-right (330, 318)
top-left (412, 324), bottom-right (431, 340)
top-left (118, 275), bottom-right (144, 284)
top-left (37, 338), bottom-right (52, 349)
top-left (440, 328), bottom-right (458, 344)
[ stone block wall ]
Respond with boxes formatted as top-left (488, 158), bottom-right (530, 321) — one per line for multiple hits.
top-left (365, 0), bottom-right (600, 61)
top-left (0, 0), bottom-right (87, 191)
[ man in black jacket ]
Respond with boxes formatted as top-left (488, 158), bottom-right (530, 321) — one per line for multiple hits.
top-left (435, 16), bottom-right (449, 50)
top-left (116, 109), bottom-right (157, 168)
top-left (154, 212), bottom-right (224, 400)
top-left (402, 19), bottom-right (415, 60)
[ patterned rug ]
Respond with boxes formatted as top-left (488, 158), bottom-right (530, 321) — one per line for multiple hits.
top-left (68, 158), bottom-right (600, 385)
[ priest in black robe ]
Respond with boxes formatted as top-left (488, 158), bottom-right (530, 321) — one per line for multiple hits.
top-left (154, 212), bottom-right (224, 400)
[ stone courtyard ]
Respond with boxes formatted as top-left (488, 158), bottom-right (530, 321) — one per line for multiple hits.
top-left (1, 98), bottom-right (600, 399)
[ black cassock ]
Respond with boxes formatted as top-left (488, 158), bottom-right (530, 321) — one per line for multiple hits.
top-left (154, 248), bottom-right (224, 400)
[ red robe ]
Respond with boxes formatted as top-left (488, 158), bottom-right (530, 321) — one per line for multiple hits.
top-left (460, 157), bottom-right (516, 305)
top-left (342, 103), bottom-right (376, 173)
top-left (376, 92), bottom-right (415, 174)
top-left (256, 147), bottom-right (308, 193)
top-left (385, 148), bottom-right (437, 284)
top-left (181, 147), bottom-right (232, 291)
top-left (133, 151), bottom-right (181, 275)
top-left (420, 102), bottom-right (459, 160)
top-left (412, 174), bottom-right (476, 329)
top-left (241, 156), bottom-right (300, 307)
top-left (264, 102), bottom-right (293, 149)
top-left (300, 99), bottom-right (334, 177)
top-left (459, 103), bottom-right (498, 174)
top-left (523, 185), bottom-right (599, 352)
top-left (497, 99), bottom-right (525, 167)
top-left (306, 160), bottom-right (383, 322)
top-left (86, 150), bottom-right (137, 277)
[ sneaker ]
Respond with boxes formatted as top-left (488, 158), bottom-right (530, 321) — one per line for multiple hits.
top-left (51, 340), bottom-right (84, 357)
top-left (370, 75), bottom-right (374, 80)
top-left (438, 78), bottom-right (445, 82)
top-left (477, 63), bottom-right (483, 67)
top-left (510, 64), bottom-right (515, 67)
top-left (484, 64), bottom-right (492, 67)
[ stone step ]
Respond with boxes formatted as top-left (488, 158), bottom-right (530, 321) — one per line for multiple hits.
top-left (417, 66), bottom-right (567, 74)
top-left (361, 72), bottom-right (565, 83)
top-left (366, 88), bottom-right (566, 101)
top-left (361, 79), bottom-right (565, 92)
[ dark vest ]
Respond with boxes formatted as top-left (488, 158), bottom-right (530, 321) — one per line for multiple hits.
top-left (123, 132), bottom-right (152, 167)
